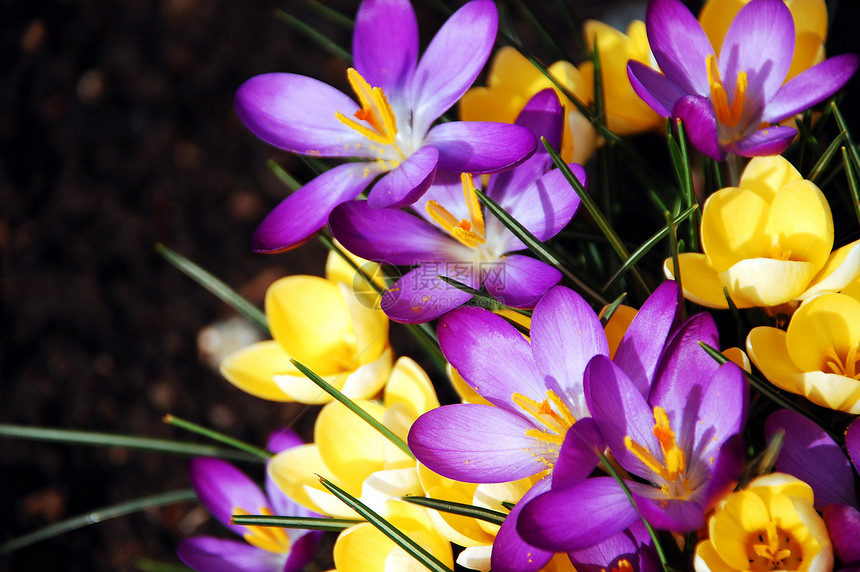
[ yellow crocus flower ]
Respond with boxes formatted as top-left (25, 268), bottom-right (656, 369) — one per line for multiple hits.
top-left (694, 473), bottom-right (833, 571)
top-left (459, 46), bottom-right (598, 164)
top-left (219, 252), bottom-right (392, 404)
top-left (747, 292), bottom-right (860, 413)
top-left (666, 155), bottom-right (860, 309)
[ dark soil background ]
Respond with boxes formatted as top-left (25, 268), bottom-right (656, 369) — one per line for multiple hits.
top-left (1, 0), bottom-right (858, 571)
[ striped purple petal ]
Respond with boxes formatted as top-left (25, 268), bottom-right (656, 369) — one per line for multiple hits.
top-left (424, 121), bottom-right (536, 174)
top-left (352, 0), bottom-right (418, 96)
top-left (178, 537), bottom-right (286, 572)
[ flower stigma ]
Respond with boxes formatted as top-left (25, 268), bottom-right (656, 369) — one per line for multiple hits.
top-left (232, 506), bottom-right (291, 553)
top-left (335, 68), bottom-right (405, 161)
top-left (823, 343), bottom-right (860, 380)
top-left (624, 406), bottom-right (691, 498)
top-left (426, 173), bottom-right (488, 249)
top-left (512, 389), bottom-right (577, 466)
top-left (707, 54), bottom-right (748, 131)
top-left (748, 521), bottom-right (802, 570)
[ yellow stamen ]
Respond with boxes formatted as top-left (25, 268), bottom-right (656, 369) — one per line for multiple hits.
top-left (233, 506), bottom-right (291, 554)
top-left (514, 390), bottom-right (577, 467)
top-left (334, 68), bottom-right (398, 145)
top-left (624, 406), bottom-right (691, 497)
top-left (823, 344), bottom-right (860, 379)
top-left (750, 522), bottom-right (799, 569)
top-left (707, 54), bottom-right (747, 128)
top-left (425, 173), bottom-right (487, 248)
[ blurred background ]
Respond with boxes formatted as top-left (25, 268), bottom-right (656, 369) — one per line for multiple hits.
top-left (1, 0), bottom-right (858, 570)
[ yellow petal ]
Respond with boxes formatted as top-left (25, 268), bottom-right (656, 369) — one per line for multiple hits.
top-left (381, 403), bottom-right (422, 469)
top-left (737, 156), bottom-right (802, 203)
top-left (722, 347), bottom-right (751, 373)
top-left (795, 371), bottom-right (860, 414)
top-left (711, 490), bottom-right (771, 569)
top-left (219, 340), bottom-right (294, 401)
top-left (694, 537), bottom-right (734, 572)
top-left (801, 240), bottom-right (860, 300)
top-left (789, 31), bottom-right (826, 81)
top-left (698, 0), bottom-right (746, 54)
top-left (334, 500), bottom-right (454, 572)
top-left (458, 86), bottom-right (522, 125)
top-left (267, 444), bottom-right (338, 514)
top-left (360, 467), bottom-right (423, 516)
top-left (764, 179), bottom-right (833, 271)
top-left (720, 258), bottom-right (816, 307)
top-left (564, 109), bottom-right (599, 164)
top-left (424, 482), bottom-right (495, 547)
top-left (272, 347), bottom-right (392, 404)
top-left (266, 276), bottom-right (356, 373)
top-left (384, 357), bottom-right (440, 418)
top-left (700, 187), bottom-right (771, 271)
top-left (746, 326), bottom-right (804, 395)
top-left (785, 293), bottom-right (860, 371)
top-left (665, 253), bottom-right (732, 309)
top-left (602, 304), bottom-right (637, 359)
top-left (456, 545), bottom-right (493, 572)
top-left (316, 399), bottom-right (388, 493)
top-left (786, 0), bottom-right (828, 42)
top-left (473, 479), bottom-right (532, 536)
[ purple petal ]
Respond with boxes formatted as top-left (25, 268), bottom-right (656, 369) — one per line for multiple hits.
top-left (424, 122), bottom-right (536, 174)
top-left (283, 531), bottom-right (323, 572)
top-left (650, 313), bottom-right (720, 407)
top-left (673, 95), bottom-right (724, 161)
top-left (632, 485), bottom-right (706, 532)
top-left (569, 522), bottom-right (657, 572)
top-left (765, 409), bottom-right (856, 509)
top-left (330, 199), bottom-right (465, 265)
top-left (552, 418), bottom-right (606, 489)
top-left (847, 417), bottom-right (860, 470)
top-left (266, 428), bottom-right (303, 454)
top-left (490, 479), bottom-right (554, 572)
top-left (764, 54), bottom-right (860, 122)
top-left (189, 458), bottom-right (269, 533)
top-left (627, 62), bottom-right (688, 117)
top-left (824, 504), bottom-right (860, 565)
top-left (483, 255), bottom-right (560, 308)
top-left (585, 356), bottom-right (661, 480)
top-left (235, 73), bottom-right (366, 156)
top-left (612, 281), bottom-right (679, 396)
top-left (703, 433), bottom-right (747, 510)
top-left (366, 145), bottom-right (439, 208)
top-left (381, 270), bottom-right (473, 323)
top-left (437, 306), bottom-right (546, 411)
top-left (645, 0), bottom-right (714, 95)
top-left (725, 125), bottom-right (797, 157)
top-left (518, 477), bottom-right (639, 552)
top-left (719, 0), bottom-right (794, 102)
top-left (487, 89), bottom-right (563, 205)
top-left (408, 404), bottom-right (547, 482)
top-left (531, 287), bottom-right (609, 418)
top-left (410, 0), bottom-right (498, 135)
top-left (352, 0), bottom-right (417, 96)
top-left (252, 162), bottom-right (382, 253)
top-left (178, 537), bottom-right (285, 572)
top-left (489, 166), bottom-right (584, 251)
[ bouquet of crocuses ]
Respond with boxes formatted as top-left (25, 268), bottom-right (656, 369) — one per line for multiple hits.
top-left (5, 0), bottom-right (860, 570)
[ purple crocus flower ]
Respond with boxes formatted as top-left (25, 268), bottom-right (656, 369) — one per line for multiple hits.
top-left (177, 429), bottom-right (321, 572)
top-left (518, 311), bottom-right (747, 553)
top-left (236, 0), bottom-right (536, 252)
top-left (329, 89), bottom-right (582, 323)
top-left (627, 0), bottom-right (858, 160)
top-left (765, 410), bottom-right (860, 569)
top-left (407, 281), bottom-right (680, 569)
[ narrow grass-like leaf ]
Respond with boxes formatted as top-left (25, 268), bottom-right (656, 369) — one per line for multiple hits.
top-left (591, 38), bottom-right (606, 130)
top-left (512, 0), bottom-right (568, 61)
top-left (553, 0), bottom-right (585, 53)
top-left (163, 414), bottom-right (272, 460)
top-left (739, 430), bottom-right (784, 488)
top-left (599, 292), bottom-right (627, 326)
top-left (274, 9), bottom-right (352, 63)
top-left (156, 243), bottom-right (269, 335)
top-left (807, 131), bottom-right (847, 183)
top-left (401, 496), bottom-right (507, 525)
top-left (699, 343), bottom-right (839, 441)
top-left (603, 204), bottom-right (698, 290)
top-left (594, 449), bottom-right (670, 571)
top-left (0, 424), bottom-right (261, 463)
top-left (0, 489), bottom-right (197, 554)
top-left (831, 102), bottom-right (860, 174)
top-left (664, 211), bottom-right (685, 319)
top-left (543, 138), bottom-right (650, 295)
top-left (842, 146), bottom-right (860, 227)
top-left (473, 186), bottom-right (609, 305)
top-left (673, 118), bottom-right (698, 251)
top-left (231, 515), bottom-right (361, 532)
top-left (301, 0), bottom-right (353, 29)
top-left (266, 159), bottom-right (302, 192)
top-left (290, 360), bottom-right (414, 459)
top-left (795, 110), bottom-right (819, 171)
top-left (319, 477), bottom-right (455, 572)
top-left (437, 276), bottom-right (530, 336)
